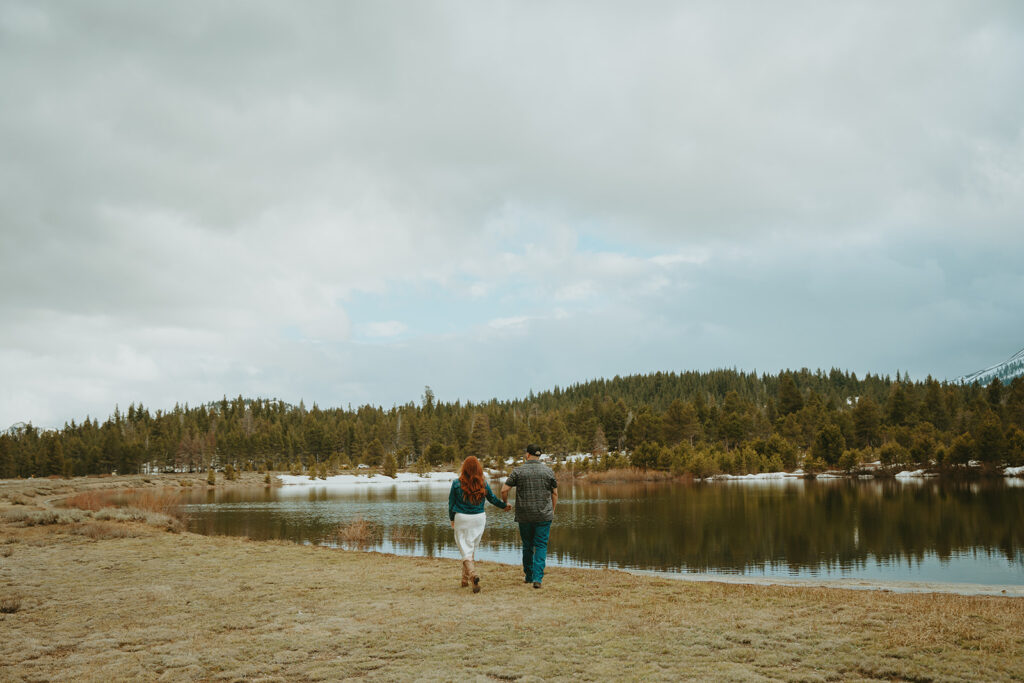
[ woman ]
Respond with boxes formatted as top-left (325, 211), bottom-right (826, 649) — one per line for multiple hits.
top-left (448, 455), bottom-right (510, 592)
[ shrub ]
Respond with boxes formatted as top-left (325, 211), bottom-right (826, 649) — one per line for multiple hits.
top-left (63, 490), bottom-right (116, 511)
top-left (838, 449), bottom-right (860, 472)
top-left (93, 507), bottom-right (183, 532)
top-left (687, 450), bottom-right (719, 479)
top-left (207, 469), bottom-right (216, 485)
top-left (0, 596), bottom-right (21, 614)
top-left (93, 507), bottom-right (147, 522)
top-left (802, 456), bottom-right (827, 476)
top-left (415, 457), bottom-right (430, 477)
top-left (382, 452), bottom-right (398, 478)
top-left (336, 517), bottom-right (378, 550)
top-left (584, 467), bottom-right (675, 483)
top-left (630, 442), bottom-right (664, 470)
top-left (880, 442), bottom-right (911, 469)
top-left (127, 490), bottom-right (186, 520)
top-left (2, 509), bottom-right (88, 526)
top-left (764, 434), bottom-right (798, 471)
top-left (63, 488), bottom-right (187, 527)
top-left (73, 522), bottom-right (137, 540)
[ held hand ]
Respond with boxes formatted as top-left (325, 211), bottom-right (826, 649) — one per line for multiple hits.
top-left (450, 520), bottom-right (455, 529)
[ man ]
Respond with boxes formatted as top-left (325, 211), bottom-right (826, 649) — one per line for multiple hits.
top-left (500, 443), bottom-right (558, 589)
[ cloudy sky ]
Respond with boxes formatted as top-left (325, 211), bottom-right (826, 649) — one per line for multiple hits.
top-left (2, 1), bottom-right (1023, 428)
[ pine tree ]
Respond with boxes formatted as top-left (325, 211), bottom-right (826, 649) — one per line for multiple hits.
top-left (812, 423), bottom-right (845, 466)
top-left (382, 451), bottom-right (398, 478)
top-left (852, 396), bottom-right (881, 447)
top-left (592, 425), bottom-right (608, 458)
top-left (365, 438), bottom-right (385, 466)
top-left (777, 373), bottom-right (804, 416)
top-left (467, 414), bottom-right (491, 460)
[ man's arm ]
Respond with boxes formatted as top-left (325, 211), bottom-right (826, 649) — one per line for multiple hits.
top-left (551, 489), bottom-right (558, 510)
top-left (500, 470), bottom-right (515, 505)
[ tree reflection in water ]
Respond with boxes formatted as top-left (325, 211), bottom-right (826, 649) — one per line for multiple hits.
top-left (184, 479), bottom-right (1024, 581)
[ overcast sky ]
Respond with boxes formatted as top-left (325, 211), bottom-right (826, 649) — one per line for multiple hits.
top-left (2, 1), bottom-right (1023, 428)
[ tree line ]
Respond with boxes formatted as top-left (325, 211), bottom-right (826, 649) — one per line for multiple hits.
top-left (1, 368), bottom-right (1022, 479)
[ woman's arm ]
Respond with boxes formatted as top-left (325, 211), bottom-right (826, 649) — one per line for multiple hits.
top-left (485, 483), bottom-right (510, 510)
top-left (448, 480), bottom-right (459, 521)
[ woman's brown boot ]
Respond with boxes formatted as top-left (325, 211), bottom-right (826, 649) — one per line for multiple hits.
top-left (461, 560), bottom-right (471, 588)
top-left (467, 560), bottom-right (480, 593)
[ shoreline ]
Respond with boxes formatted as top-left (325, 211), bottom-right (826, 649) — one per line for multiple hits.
top-left (4, 473), bottom-right (1022, 599)
top-left (623, 568), bottom-right (1024, 598)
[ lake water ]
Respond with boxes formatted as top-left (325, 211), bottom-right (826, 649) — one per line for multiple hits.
top-left (182, 478), bottom-right (1024, 586)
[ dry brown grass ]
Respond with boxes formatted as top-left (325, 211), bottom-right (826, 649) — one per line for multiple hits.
top-left (335, 517), bottom-right (378, 549)
top-left (62, 489), bottom-right (118, 511)
top-left (0, 596), bottom-right (21, 614)
top-left (1, 508), bottom-right (89, 526)
top-left (126, 489), bottom-right (185, 520)
top-left (63, 488), bottom-right (186, 523)
top-left (582, 467), bottom-right (679, 483)
top-left (0, 522), bottom-right (1020, 682)
top-left (72, 521), bottom-right (139, 540)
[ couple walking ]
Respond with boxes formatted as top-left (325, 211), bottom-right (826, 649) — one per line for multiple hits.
top-left (448, 444), bottom-right (557, 592)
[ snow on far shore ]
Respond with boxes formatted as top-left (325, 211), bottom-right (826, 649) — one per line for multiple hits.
top-left (277, 463), bottom-right (1024, 488)
top-left (707, 471), bottom-right (802, 481)
top-left (277, 472), bottom-right (457, 488)
top-left (894, 469), bottom-right (939, 479)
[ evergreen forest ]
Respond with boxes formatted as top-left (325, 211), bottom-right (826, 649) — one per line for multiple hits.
top-left (2, 369), bottom-right (1023, 479)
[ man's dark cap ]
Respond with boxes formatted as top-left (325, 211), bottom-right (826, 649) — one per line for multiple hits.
top-left (526, 444), bottom-right (542, 456)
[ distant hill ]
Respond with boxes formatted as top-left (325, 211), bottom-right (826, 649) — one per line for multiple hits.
top-left (955, 346), bottom-right (1024, 385)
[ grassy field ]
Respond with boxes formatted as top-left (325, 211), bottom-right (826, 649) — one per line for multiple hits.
top-left (1, 476), bottom-right (1023, 681)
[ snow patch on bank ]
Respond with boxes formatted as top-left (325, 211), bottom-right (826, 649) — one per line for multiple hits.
top-left (894, 469), bottom-right (939, 479)
top-left (278, 472), bottom-right (458, 487)
top-left (707, 471), bottom-right (802, 481)
top-left (280, 464), bottom-right (1024, 488)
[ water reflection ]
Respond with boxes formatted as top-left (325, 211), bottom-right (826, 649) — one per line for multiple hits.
top-left (183, 479), bottom-right (1024, 584)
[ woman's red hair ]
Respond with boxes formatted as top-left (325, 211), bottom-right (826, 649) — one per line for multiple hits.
top-left (459, 456), bottom-right (485, 504)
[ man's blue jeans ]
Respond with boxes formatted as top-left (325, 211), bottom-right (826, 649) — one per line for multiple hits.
top-left (518, 521), bottom-right (551, 584)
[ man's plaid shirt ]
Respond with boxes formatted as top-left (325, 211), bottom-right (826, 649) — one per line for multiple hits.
top-left (504, 460), bottom-right (558, 523)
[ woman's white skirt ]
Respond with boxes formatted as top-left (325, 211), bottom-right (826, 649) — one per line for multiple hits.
top-left (453, 512), bottom-right (487, 560)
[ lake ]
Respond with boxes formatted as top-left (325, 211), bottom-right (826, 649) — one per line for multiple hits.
top-left (182, 477), bottom-right (1024, 586)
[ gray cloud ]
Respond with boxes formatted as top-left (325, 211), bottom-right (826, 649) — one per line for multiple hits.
top-left (1, 1), bottom-right (1022, 426)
